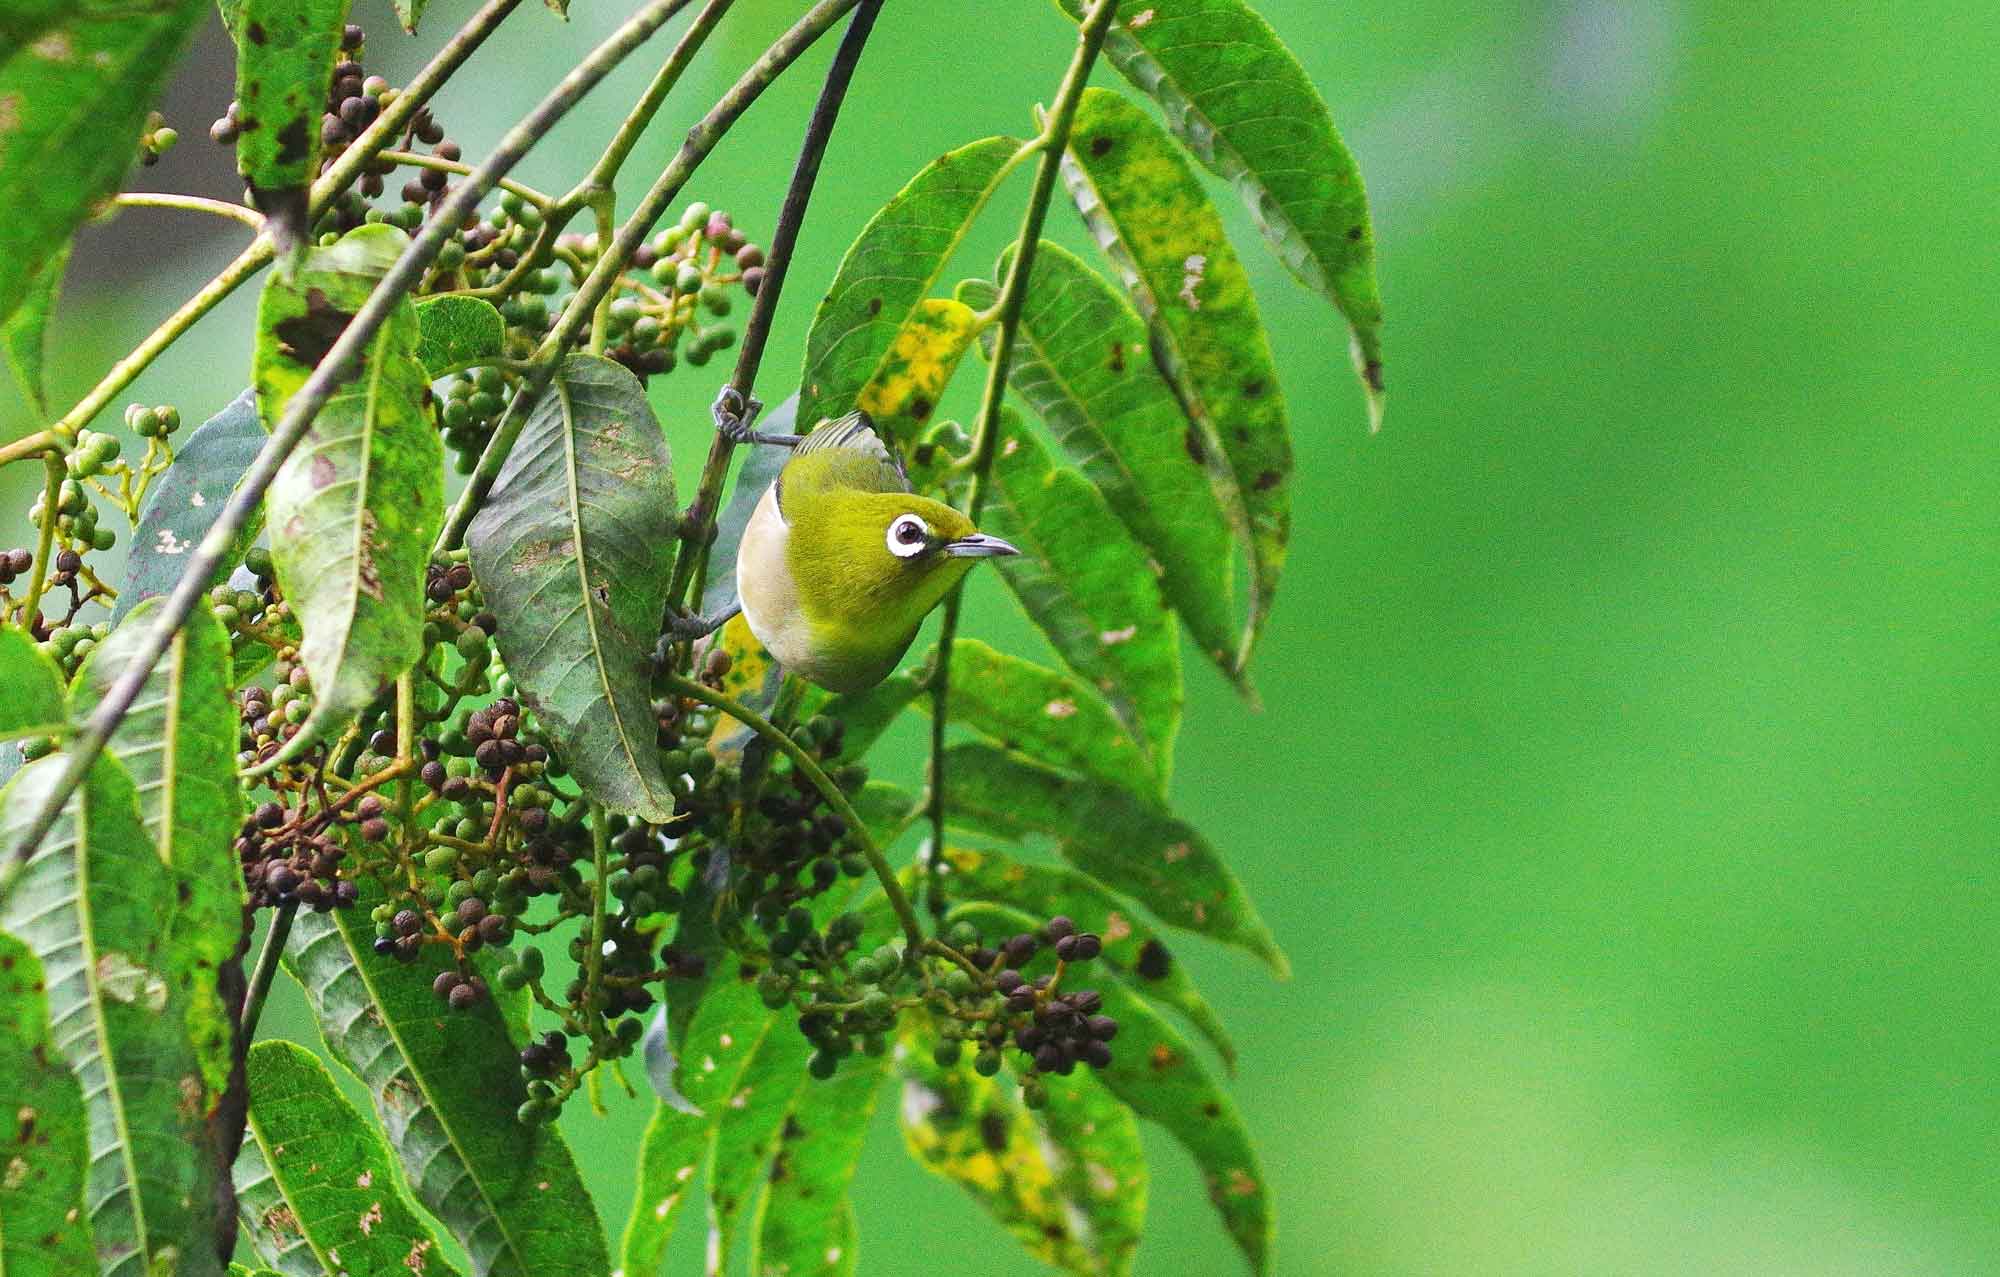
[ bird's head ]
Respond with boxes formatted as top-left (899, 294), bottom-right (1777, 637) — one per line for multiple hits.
top-left (786, 486), bottom-right (1018, 640)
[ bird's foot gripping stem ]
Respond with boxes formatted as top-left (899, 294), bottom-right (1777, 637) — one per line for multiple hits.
top-left (712, 385), bottom-right (796, 448)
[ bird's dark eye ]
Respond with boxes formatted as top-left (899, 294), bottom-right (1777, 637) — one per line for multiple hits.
top-left (887, 514), bottom-right (929, 558)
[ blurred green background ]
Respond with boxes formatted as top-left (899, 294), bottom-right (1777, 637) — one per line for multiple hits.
top-left (7, 0), bottom-right (1997, 1272)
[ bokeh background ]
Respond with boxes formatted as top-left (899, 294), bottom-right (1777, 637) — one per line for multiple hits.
top-left (6, 0), bottom-right (1997, 1272)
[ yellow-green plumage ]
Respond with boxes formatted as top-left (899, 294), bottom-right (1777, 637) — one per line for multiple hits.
top-left (736, 413), bottom-right (1014, 692)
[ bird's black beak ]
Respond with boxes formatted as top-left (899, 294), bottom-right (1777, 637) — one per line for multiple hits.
top-left (944, 532), bottom-right (1020, 559)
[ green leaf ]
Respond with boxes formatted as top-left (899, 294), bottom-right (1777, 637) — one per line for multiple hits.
top-left (285, 874), bottom-right (610, 1277)
top-left (1060, 0), bottom-right (1385, 420)
top-left (981, 420), bottom-right (1182, 778)
top-left (962, 242), bottom-right (1244, 683)
top-left (238, 1040), bottom-right (464, 1277)
top-left (923, 637), bottom-right (1157, 798)
top-left (700, 395), bottom-right (795, 620)
top-left (0, 753), bottom-right (223, 1277)
top-left (467, 353), bottom-right (679, 822)
top-left (620, 980), bottom-right (774, 1277)
top-left (254, 224), bottom-right (442, 764)
top-left (415, 294), bottom-right (507, 377)
top-left (942, 844), bottom-right (1236, 1070)
top-left (853, 297), bottom-right (982, 443)
top-left (799, 136), bottom-right (1025, 436)
top-left (230, 1136), bottom-right (327, 1277)
top-left (0, 0), bottom-right (207, 328)
top-left (0, 622), bottom-right (66, 737)
top-left (0, 930), bottom-right (95, 1275)
top-left (118, 388), bottom-right (268, 623)
top-left (942, 741), bottom-right (1285, 975)
top-left (703, 1018), bottom-right (810, 1272)
top-left (748, 1053), bottom-right (889, 1277)
top-left (816, 669), bottom-right (922, 765)
top-left (72, 600), bottom-right (245, 1099)
top-left (897, 1027), bottom-right (1145, 1276)
top-left (956, 902), bottom-right (1272, 1274)
top-left (3, 239), bottom-right (67, 419)
top-left (1060, 88), bottom-right (1292, 664)
top-left (851, 780), bottom-right (921, 851)
top-left (231, 0), bottom-right (352, 253)
top-left (389, 0), bottom-right (424, 34)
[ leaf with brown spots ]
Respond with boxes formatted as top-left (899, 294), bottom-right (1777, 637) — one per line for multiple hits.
top-left (1059, 88), bottom-right (1294, 668)
top-left (467, 353), bottom-right (679, 822)
top-left (254, 225), bottom-right (442, 768)
top-left (1058, 0), bottom-right (1385, 426)
top-left (229, 0), bottom-right (350, 254)
top-left (798, 136), bottom-right (1025, 438)
top-left (854, 297), bottom-right (982, 446)
top-left (0, 931), bottom-right (93, 1277)
top-left (748, 1051), bottom-right (888, 1277)
top-left (0, 0), bottom-right (207, 328)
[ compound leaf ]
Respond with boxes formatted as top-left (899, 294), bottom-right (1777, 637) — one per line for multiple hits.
top-left (0, 931), bottom-right (94, 1275)
top-left (254, 224), bottom-right (441, 764)
top-left (467, 353), bottom-right (679, 822)
top-left (118, 388), bottom-right (267, 623)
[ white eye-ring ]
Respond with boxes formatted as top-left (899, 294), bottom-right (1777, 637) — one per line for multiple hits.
top-left (887, 513), bottom-right (930, 558)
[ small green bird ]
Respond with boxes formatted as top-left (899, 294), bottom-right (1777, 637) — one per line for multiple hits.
top-left (718, 407), bottom-right (1017, 692)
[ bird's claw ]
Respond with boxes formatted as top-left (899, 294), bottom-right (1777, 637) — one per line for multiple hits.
top-left (712, 385), bottom-right (764, 444)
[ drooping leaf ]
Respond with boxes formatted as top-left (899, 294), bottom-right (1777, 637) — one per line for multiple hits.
top-left (962, 243), bottom-right (1243, 683)
top-left (621, 980), bottom-right (776, 1277)
top-left (981, 419), bottom-right (1181, 778)
top-left (853, 297), bottom-right (982, 443)
top-left (0, 623), bottom-right (66, 738)
top-left (415, 294), bottom-right (507, 377)
top-left (254, 224), bottom-right (442, 764)
top-left (3, 239), bottom-right (67, 419)
top-left (0, 753), bottom-right (223, 1277)
top-left (748, 1053), bottom-right (890, 1277)
top-left (1060, 0), bottom-right (1385, 419)
top-left (942, 741), bottom-right (1285, 975)
top-left (285, 875), bottom-right (610, 1277)
top-left (0, 931), bottom-right (94, 1275)
top-left (238, 1040), bottom-right (464, 1277)
top-left (389, 0), bottom-right (425, 34)
top-left (799, 136), bottom-right (1025, 436)
top-left (1060, 88), bottom-right (1292, 665)
top-left (897, 1027), bottom-right (1145, 1276)
top-left (72, 600), bottom-right (245, 1099)
top-left (942, 844), bottom-right (1236, 1070)
top-left (119, 388), bottom-right (268, 623)
top-left (956, 901), bottom-right (1272, 1274)
top-left (231, 0), bottom-right (352, 253)
top-left (467, 353), bottom-right (678, 821)
top-left (703, 1017), bottom-right (811, 1272)
top-left (0, 0), bottom-right (207, 328)
top-left (923, 637), bottom-right (1157, 797)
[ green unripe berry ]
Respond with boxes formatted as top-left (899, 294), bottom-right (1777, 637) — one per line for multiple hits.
top-left (520, 946), bottom-right (545, 977)
top-left (91, 526), bottom-right (115, 552)
top-left (424, 846), bottom-right (459, 873)
top-left (932, 1040), bottom-right (963, 1068)
top-left (699, 284), bottom-right (731, 316)
top-left (673, 263), bottom-right (703, 295)
top-left (679, 201), bottom-right (709, 233)
top-left (807, 1049), bottom-right (837, 1080)
top-left (497, 963), bottom-right (528, 991)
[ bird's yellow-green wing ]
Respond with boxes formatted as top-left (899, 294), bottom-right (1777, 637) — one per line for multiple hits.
top-left (779, 410), bottom-right (910, 515)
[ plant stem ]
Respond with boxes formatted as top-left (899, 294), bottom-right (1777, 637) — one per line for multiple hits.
top-left (924, 0), bottom-right (1119, 907)
top-left (19, 455), bottom-right (62, 631)
top-left (436, 0), bottom-right (866, 554)
top-left (374, 150), bottom-right (554, 209)
top-left (573, 0), bottom-right (730, 200)
top-left (47, 0), bottom-right (526, 443)
top-left (114, 192), bottom-right (265, 230)
top-left (13, 0), bottom-right (699, 861)
top-left (0, 430), bottom-right (55, 469)
top-left (239, 902), bottom-right (296, 1044)
top-left (585, 802), bottom-right (610, 1038)
top-left (658, 669), bottom-right (925, 950)
top-left (667, 0), bottom-right (885, 609)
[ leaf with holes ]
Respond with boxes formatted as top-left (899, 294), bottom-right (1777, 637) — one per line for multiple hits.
top-left (1061, 0), bottom-right (1384, 421)
top-left (119, 388), bottom-right (268, 623)
top-left (0, 0), bottom-right (207, 327)
top-left (942, 741), bottom-right (1284, 975)
top-left (942, 844), bottom-right (1236, 1070)
top-left (799, 136), bottom-right (1024, 437)
top-left (898, 1026), bottom-right (1146, 1276)
top-left (854, 297), bottom-right (982, 444)
top-left (962, 242), bottom-right (1243, 684)
top-left (703, 1015), bottom-right (811, 1272)
top-left (3, 238), bottom-right (66, 419)
top-left (236, 1040), bottom-right (463, 1277)
top-left (981, 419), bottom-right (1181, 780)
top-left (0, 931), bottom-right (94, 1276)
top-left (230, 0), bottom-right (352, 252)
top-left (416, 294), bottom-right (506, 377)
top-left (255, 224), bottom-right (441, 764)
top-left (1061, 88), bottom-right (1292, 666)
top-left (748, 1053), bottom-right (889, 1277)
top-left (284, 873), bottom-right (609, 1277)
top-left (0, 753), bottom-right (223, 1277)
top-left (467, 353), bottom-right (679, 821)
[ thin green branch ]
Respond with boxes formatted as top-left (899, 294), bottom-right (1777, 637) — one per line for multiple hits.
top-left (19, 455), bottom-right (63, 631)
top-left (924, 0), bottom-right (1120, 908)
top-left (114, 192), bottom-right (265, 231)
top-left (666, 0), bottom-right (885, 611)
top-left (239, 902), bottom-right (296, 1044)
top-left (374, 150), bottom-right (554, 210)
top-left (436, 0), bottom-right (867, 554)
top-left (658, 669), bottom-right (925, 950)
top-left (0, 430), bottom-right (56, 469)
top-left (585, 802), bottom-right (610, 1036)
top-left (13, 0), bottom-right (701, 860)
